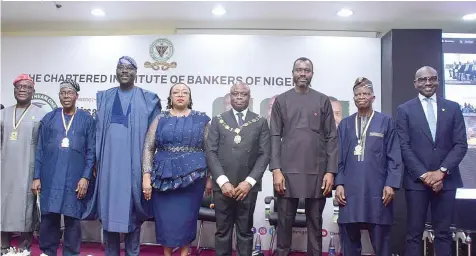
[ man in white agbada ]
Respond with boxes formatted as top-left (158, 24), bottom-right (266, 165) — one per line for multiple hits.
top-left (1, 74), bottom-right (47, 254)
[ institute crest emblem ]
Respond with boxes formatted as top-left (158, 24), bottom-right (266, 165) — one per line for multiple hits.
top-left (32, 93), bottom-right (58, 112)
top-left (144, 38), bottom-right (178, 71)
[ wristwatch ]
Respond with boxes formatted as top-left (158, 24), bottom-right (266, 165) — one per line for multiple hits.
top-left (440, 167), bottom-right (448, 174)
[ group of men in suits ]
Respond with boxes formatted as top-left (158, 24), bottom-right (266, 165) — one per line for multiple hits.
top-left (207, 58), bottom-right (467, 256)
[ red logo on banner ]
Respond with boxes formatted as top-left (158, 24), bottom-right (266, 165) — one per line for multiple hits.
top-left (258, 227), bottom-right (267, 235)
top-left (322, 229), bottom-right (328, 237)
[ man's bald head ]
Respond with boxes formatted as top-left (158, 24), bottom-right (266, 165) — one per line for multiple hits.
top-left (230, 81), bottom-right (251, 94)
top-left (415, 66), bottom-right (438, 79)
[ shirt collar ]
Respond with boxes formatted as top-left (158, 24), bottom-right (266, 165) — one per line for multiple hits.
top-left (419, 93), bottom-right (437, 103)
top-left (233, 108), bottom-right (248, 118)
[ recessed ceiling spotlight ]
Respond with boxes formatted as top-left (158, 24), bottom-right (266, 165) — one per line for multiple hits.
top-left (91, 8), bottom-right (105, 17)
top-left (337, 8), bottom-right (353, 17)
top-left (212, 6), bottom-right (227, 16)
top-left (462, 13), bottom-right (476, 21)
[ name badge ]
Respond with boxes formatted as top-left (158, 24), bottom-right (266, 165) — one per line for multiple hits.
top-left (369, 132), bottom-right (384, 137)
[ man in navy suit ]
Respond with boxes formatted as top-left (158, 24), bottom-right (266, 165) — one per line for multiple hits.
top-left (396, 66), bottom-right (468, 256)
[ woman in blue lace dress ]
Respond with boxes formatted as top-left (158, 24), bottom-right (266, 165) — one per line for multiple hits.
top-left (142, 83), bottom-right (211, 256)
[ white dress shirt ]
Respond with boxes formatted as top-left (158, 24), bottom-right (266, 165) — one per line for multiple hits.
top-left (216, 108), bottom-right (257, 188)
top-left (233, 108), bottom-right (249, 125)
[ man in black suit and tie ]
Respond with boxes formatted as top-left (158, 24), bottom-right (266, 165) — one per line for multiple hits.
top-left (396, 66), bottom-right (468, 256)
top-left (207, 82), bottom-right (271, 256)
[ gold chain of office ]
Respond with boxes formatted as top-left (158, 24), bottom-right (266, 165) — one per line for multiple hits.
top-left (216, 114), bottom-right (260, 144)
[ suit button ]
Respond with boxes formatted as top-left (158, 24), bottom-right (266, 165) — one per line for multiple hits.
top-left (433, 148), bottom-right (436, 151)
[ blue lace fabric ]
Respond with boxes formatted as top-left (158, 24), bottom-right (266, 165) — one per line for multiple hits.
top-left (150, 110), bottom-right (210, 192)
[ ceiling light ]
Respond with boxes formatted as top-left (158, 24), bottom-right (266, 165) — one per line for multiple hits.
top-left (91, 8), bottom-right (105, 17)
top-left (462, 13), bottom-right (476, 21)
top-left (337, 8), bottom-right (353, 17)
top-left (212, 6), bottom-right (226, 16)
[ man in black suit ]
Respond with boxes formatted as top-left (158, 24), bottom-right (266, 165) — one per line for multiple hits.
top-left (396, 66), bottom-right (468, 256)
top-left (206, 81), bottom-right (271, 256)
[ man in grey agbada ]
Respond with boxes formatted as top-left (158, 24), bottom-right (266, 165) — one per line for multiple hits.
top-left (270, 57), bottom-right (338, 255)
top-left (1, 74), bottom-right (47, 253)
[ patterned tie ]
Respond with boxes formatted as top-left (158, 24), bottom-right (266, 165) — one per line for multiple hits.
top-left (425, 98), bottom-right (436, 141)
top-left (237, 112), bottom-right (244, 126)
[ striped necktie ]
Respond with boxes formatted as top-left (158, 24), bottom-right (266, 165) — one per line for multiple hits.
top-left (424, 97), bottom-right (436, 141)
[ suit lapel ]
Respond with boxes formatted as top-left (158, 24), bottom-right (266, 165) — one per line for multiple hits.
top-left (244, 111), bottom-right (256, 123)
top-left (435, 97), bottom-right (445, 145)
top-left (224, 110), bottom-right (239, 128)
top-left (413, 97), bottom-right (434, 144)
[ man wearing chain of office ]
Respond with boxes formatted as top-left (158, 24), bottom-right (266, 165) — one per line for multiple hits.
top-left (207, 81), bottom-right (270, 256)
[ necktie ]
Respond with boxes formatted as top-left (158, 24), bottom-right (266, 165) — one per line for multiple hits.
top-left (237, 112), bottom-right (244, 126)
top-left (424, 98), bottom-right (436, 141)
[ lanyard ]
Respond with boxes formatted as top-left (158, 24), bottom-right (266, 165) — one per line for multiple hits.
top-left (354, 111), bottom-right (375, 143)
top-left (61, 108), bottom-right (76, 136)
top-left (12, 104), bottom-right (32, 131)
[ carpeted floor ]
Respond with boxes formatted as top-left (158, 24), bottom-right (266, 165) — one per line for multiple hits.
top-left (10, 238), bottom-right (313, 256)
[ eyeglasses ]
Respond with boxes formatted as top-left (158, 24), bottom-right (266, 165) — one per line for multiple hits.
top-left (59, 91), bottom-right (77, 97)
top-left (415, 76), bottom-right (438, 84)
top-left (354, 92), bottom-right (373, 98)
top-left (14, 84), bottom-right (33, 91)
top-left (117, 65), bottom-right (136, 72)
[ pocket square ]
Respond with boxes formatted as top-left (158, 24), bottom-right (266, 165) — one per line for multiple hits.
top-left (369, 132), bottom-right (384, 137)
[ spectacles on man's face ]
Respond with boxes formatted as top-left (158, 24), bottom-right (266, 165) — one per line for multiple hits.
top-left (59, 91), bottom-right (77, 97)
top-left (117, 65), bottom-right (136, 72)
top-left (415, 76), bottom-right (438, 84)
top-left (353, 92), bottom-right (373, 98)
top-left (14, 84), bottom-right (34, 91)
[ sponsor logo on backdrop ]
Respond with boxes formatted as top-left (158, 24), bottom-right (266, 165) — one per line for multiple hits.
top-left (258, 227), bottom-right (267, 235)
top-left (251, 227), bottom-right (256, 234)
top-left (322, 229), bottom-right (328, 238)
top-left (289, 229), bottom-right (329, 237)
top-left (144, 38), bottom-right (178, 71)
top-left (268, 227), bottom-right (275, 235)
top-left (32, 93), bottom-right (58, 112)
